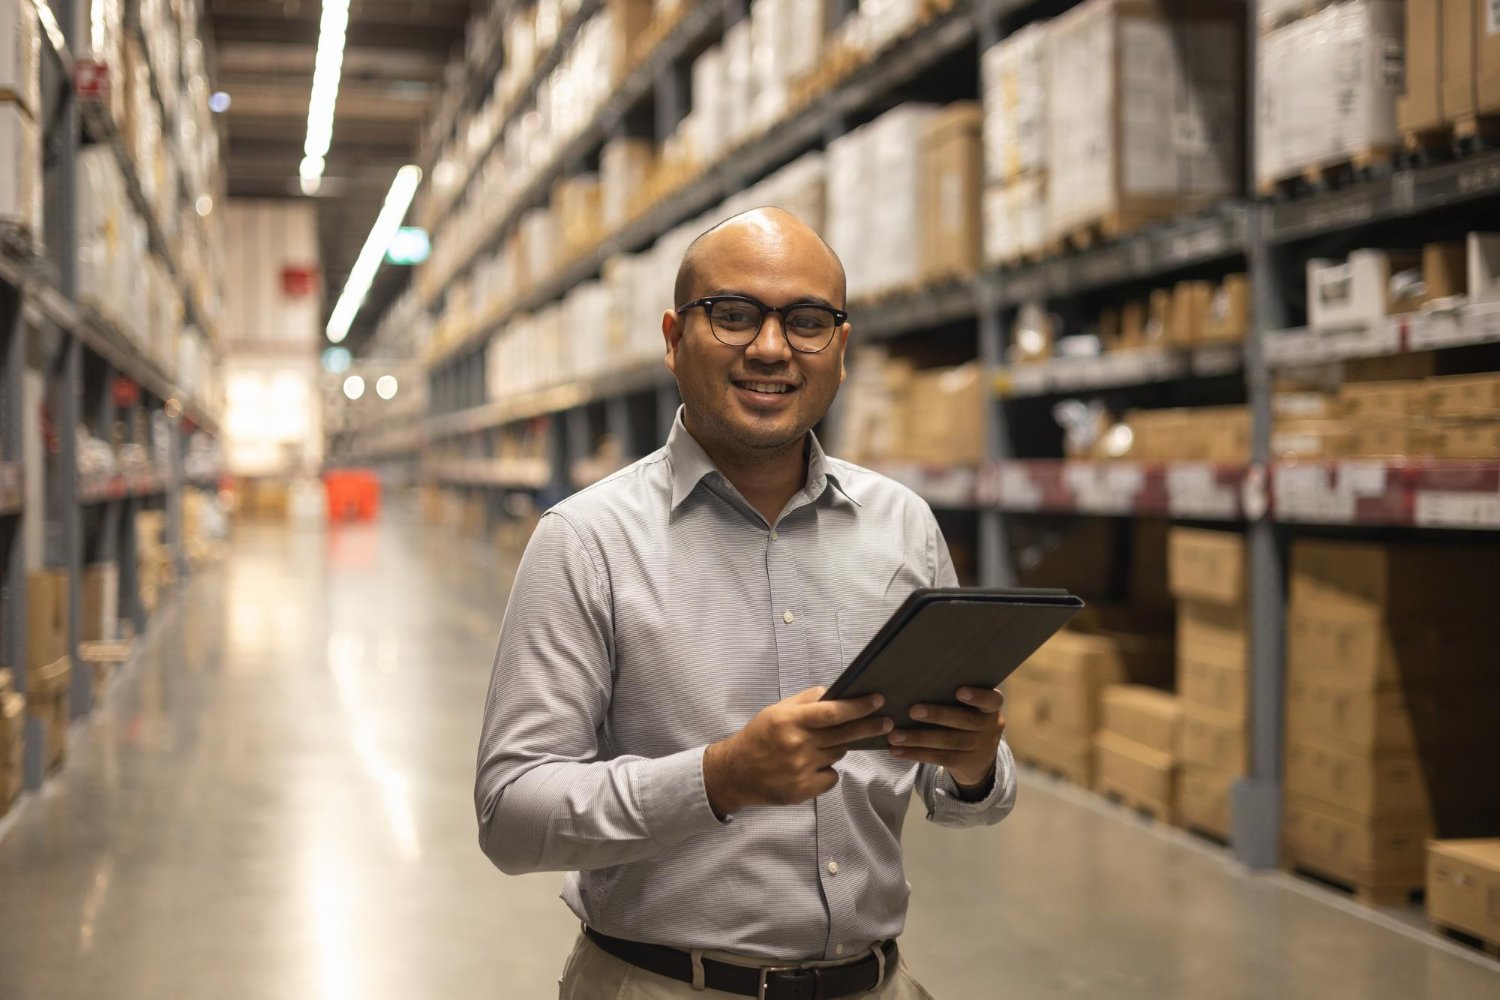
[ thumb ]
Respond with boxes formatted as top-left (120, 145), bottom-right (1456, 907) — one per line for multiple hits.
top-left (789, 686), bottom-right (828, 704)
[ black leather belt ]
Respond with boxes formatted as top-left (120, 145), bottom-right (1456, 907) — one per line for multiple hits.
top-left (584, 926), bottom-right (898, 999)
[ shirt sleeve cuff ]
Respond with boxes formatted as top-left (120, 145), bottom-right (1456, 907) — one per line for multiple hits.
top-left (927, 743), bottom-right (1016, 820)
top-left (639, 745), bottom-right (734, 840)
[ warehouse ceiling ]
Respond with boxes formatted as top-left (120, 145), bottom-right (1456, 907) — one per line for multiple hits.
top-left (207, 0), bottom-right (478, 355)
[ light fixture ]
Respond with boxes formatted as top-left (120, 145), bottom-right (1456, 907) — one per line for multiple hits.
top-left (321, 347), bottom-right (353, 374)
top-left (342, 375), bottom-right (366, 400)
top-left (300, 0), bottom-right (350, 194)
top-left (326, 164), bottom-right (423, 344)
top-left (195, 196), bottom-right (214, 217)
top-left (209, 91), bottom-right (232, 114)
top-left (386, 227), bottom-right (430, 266)
top-left (375, 375), bottom-right (399, 400)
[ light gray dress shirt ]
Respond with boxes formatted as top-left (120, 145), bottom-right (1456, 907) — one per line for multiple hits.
top-left (475, 411), bottom-right (1017, 961)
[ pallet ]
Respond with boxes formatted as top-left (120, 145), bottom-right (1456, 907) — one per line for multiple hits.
top-left (1434, 924), bottom-right (1500, 960)
top-left (1181, 824), bottom-right (1231, 848)
top-left (1096, 783), bottom-right (1175, 826)
top-left (1279, 859), bottom-right (1423, 908)
top-left (1256, 148), bottom-right (1394, 199)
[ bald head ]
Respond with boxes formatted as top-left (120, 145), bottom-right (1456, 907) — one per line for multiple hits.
top-left (673, 207), bottom-right (847, 309)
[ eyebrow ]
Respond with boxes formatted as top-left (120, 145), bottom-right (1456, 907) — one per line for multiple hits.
top-left (706, 290), bottom-right (840, 309)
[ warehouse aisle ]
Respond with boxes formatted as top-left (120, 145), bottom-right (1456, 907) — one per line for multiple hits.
top-left (0, 512), bottom-right (1496, 1000)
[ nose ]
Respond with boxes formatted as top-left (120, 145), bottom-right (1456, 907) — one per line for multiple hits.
top-left (745, 310), bottom-right (793, 364)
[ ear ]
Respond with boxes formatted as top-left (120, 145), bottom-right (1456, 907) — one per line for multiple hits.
top-left (663, 310), bottom-right (683, 376)
top-left (836, 323), bottom-right (851, 385)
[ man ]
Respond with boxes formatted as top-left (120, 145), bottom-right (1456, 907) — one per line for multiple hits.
top-left (476, 208), bottom-right (1016, 999)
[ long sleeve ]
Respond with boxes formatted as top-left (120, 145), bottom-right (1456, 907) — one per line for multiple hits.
top-left (917, 515), bottom-right (1020, 828)
top-left (474, 512), bottom-right (724, 875)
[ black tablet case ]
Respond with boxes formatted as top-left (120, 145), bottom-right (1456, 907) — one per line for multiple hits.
top-left (824, 589), bottom-right (1084, 750)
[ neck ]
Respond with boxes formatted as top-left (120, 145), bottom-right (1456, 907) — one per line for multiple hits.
top-left (684, 415), bottom-right (808, 525)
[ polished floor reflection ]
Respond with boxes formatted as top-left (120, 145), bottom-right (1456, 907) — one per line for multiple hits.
top-left (0, 510), bottom-right (1496, 999)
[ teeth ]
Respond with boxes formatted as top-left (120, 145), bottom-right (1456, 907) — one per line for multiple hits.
top-left (742, 382), bottom-right (791, 394)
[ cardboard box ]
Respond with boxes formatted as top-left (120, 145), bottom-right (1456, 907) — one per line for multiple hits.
top-left (26, 570), bottom-right (68, 672)
top-left (1286, 675), bottom-right (1500, 754)
top-left (1094, 729), bottom-right (1176, 818)
top-left (0, 690), bottom-right (22, 808)
top-left (1200, 274), bottom-right (1250, 344)
top-left (1290, 538), bottom-right (1500, 616)
top-left (1046, 0), bottom-right (1242, 242)
top-left (0, 102), bottom-right (40, 236)
top-left (1168, 281), bottom-right (1213, 346)
top-left (1005, 723), bottom-right (1095, 785)
top-left (1427, 839), bottom-right (1500, 945)
top-left (1017, 631), bottom-right (1131, 734)
top-left (1177, 765), bottom-right (1235, 839)
top-left (82, 563), bottom-right (120, 643)
top-left (920, 102), bottom-right (983, 284)
top-left (1422, 241), bottom-right (1467, 301)
top-left (1307, 250), bottom-right (1423, 331)
top-left (27, 687), bottom-right (67, 771)
top-left (1178, 638), bottom-right (1248, 720)
top-left (896, 363), bottom-right (984, 465)
top-left (1345, 422), bottom-right (1440, 459)
top-left (1443, 0), bottom-right (1477, 118)
top-left (981, 24), bottom-right (1049, 185)
top-left (1286, 596), bottom-right (1496, 691)
top-left (1285, 738), bottom-right (1430, 819)
top-left (1271, 418), bottom-right (1355, 459)
top-left (1336, 380), bottom-right (1432, 421)
top-left (1426, 372), bottom-right (1500, 419)
top-left (1101, 685), bottom-right (1180, 756)
top-left (1179, 702), bottom-right (1247, 774)
top-left (1471, 233), bottom-right (1500, 305)
top-left (1, 0), bottom-right (41, 117)
top-left (1168, 528), bottom-right (1245, 605)
top-left (1282, 795), bottom-right (1430, 889)
top-left (1429, 423), bottom-right (1500, 459)
top-left (1177, 599), bottom-right (1248, 663)
top-left (1398, 0), bottom-right (1443, 134)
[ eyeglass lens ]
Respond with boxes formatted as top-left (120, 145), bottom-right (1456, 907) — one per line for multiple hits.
top-left (708, 299), bottom-right (838, 351)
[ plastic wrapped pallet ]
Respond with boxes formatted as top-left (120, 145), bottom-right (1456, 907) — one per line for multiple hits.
top-left (1, 0), bottom-right (41, 118)
top-left (1046, 0), bottom-right (1242, 244)
top-left (983, 175), bottom-right (1047, 265)
top-left (750, 0), bottom-right (791, 132)
top-left (0, 99), bottom-right (39, 238)
top-left (1255, 1), bottom-right (1403, 190)
top-left (689, 45), bottom-right (726, 165)
top-left (722, 21), bottom-right (755, 152)
top-left (982, 24), bottom-right (1049, 185)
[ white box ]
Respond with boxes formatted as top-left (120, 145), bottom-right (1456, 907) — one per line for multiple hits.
top-left (0, 103), bottom-right (40, 236)
top-left (1, 0), bottom-right (40, 118)
top-left (1469, 233), bottom-right (1500, 306)
top-left (981, 23), bottom-right (1049, 184)
top-left (984, 175), bottom-right (1048, 266)
top-left (691, 45), bottom-right (725, 165)
top-left (722, 21), bottom-right (754, 151)
top-left (1255, 1), bottom-right (1404, 187)
top-left (1307, 249), bottom-right (1422, 330)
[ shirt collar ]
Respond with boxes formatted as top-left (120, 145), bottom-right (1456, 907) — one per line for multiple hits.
top-left (665, 407), bottom-right (861, 513)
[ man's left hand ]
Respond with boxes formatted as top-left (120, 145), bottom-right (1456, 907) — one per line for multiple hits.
top-left (887, 687), bottom-right (1006, 792)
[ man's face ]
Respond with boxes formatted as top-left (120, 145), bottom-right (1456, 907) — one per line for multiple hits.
top-left (663, 222), bottom-right (850, 457)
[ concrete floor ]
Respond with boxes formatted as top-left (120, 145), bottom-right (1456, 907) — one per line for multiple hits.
top-left (1, 511), bottom-right (1497, 999)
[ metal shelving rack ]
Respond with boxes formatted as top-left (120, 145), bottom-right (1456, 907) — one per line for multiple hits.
top-left (0, 0), bottom-right (225, 793)
top-left (350, 0), bottom-right (1500, 877)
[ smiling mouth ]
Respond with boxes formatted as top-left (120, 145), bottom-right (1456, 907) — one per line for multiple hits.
top-left (735, 381), bottom-right (797, 394)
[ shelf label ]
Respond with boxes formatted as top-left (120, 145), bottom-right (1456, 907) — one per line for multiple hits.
top-left (1413, 491), bottom-right (1500, 529)
top-left (1407, 310), bottom-right (1467, 349)
top-left (1166, 463), bottom-right (1238, 519)
top-left (997, 465), bottom-right (1044, 510)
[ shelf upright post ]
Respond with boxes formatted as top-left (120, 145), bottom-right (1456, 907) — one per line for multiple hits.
top-left (1, 280), bottom-right (39, 786)
top-left (1233, 5), bottom-right (1287, 870)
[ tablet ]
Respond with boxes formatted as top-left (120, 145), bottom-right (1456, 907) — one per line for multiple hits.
top-left (822, 588), bottom-right (1084, 750)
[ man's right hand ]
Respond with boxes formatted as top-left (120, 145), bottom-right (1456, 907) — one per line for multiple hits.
top-left (703, 687), bottom-right (892, 818)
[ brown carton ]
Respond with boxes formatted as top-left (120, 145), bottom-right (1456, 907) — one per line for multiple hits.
top-left (1094, 730), bottom-right (1176, 820)
top-left (1429, 423), bottom-right (1500, 460)
top-left (1178, 639), bottom-right (1248, 719)
top-left (1422, 242), bottom-right (1467, 301)
top-left (1284, 738), bottom-right (1430, 820)
top-left (1287, 597), bottom-right (1496, 692)
top-left (920, 102), bottom-right (983, 284)
top-left (1345, 422), bottom-right (1440, 459)
top-left (1442, 0), bottom-right (1477, 119)
top-left (1427, 839), bottom-right (1500, 945)
top-left (1168, 281), bottom-right (1213, 346)
top-left (1399, 0), bottom-right (1443, 134)
top-left (1100, 685), bottom-right (1180, 756)
top-left (1199, 274), bottom-right (1250, 344)
top-left (1289, 538), bottom-right (1500, 616)
top-left (26, 570), bottom-right (68, 673)
top-left (1168, 527), bottom-right (1245, 605)
top-left (1178, 702), bottom-right (1247, 774)
top-left (1177, 600), bottom-right (1248, 662)
top-left (1336, 380), bottom-right (1432, 420)
top-left (1426, 372), bottom-right (1500, 419)
top-left (1282, 795), bottom-right (1429, 890)
top-left (1286, 676), bottom-right (1500, 754)
top-left (1178, 765), bottom-right (1235, 840)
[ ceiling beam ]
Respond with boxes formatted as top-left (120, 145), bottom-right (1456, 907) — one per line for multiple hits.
top-left (217, 42), bottom-right (447, 80)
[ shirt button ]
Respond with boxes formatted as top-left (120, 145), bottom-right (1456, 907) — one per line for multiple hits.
top-left (834, 944), bottom-right (845, 957)
top-left (827, 860), bottom-right (839, 875)
top-left (770, 530), bottom-right (779, 540)
top-left (782, 610), bottom-right (795, 624)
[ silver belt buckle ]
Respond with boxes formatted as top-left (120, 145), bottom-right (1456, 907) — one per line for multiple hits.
top-left (756, 964), bottom-right (801, 1000)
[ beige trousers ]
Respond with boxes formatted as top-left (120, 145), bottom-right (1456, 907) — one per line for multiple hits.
top-left (558, 933), bottom-right (938, 1000)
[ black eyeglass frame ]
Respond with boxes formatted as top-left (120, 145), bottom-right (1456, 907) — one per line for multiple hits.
top-left (675, 294), bottom-right (849, 354)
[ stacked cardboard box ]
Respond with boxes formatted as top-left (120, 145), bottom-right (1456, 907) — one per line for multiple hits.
top-left (836, 358), bottom-right (985, 467)
top-left (1256, 1), bottom-right (1404, 190)
top-left (1283, 539), bottom-right (1500, 900)
top-left (0, 0), bottom-right (41, 238)
top-left (1005, 621), bottom-right (1172, 786)
top-left (136, 510), bottom-right (175, 614)
top-left (1168, 528), bottom-right (1249, 840)
top-left (0, 669), bottom-right (23, 812)
top-left (1427, 840), bottom-right (1500, 950)
top-left (28, 657), bottom-right (69, 771)
top-left (1401, 1), bottom-right (1500, 145)
top-left (26, 570), bottom-right (71, 773)
top-left (1095, 685), bottom-right (1181, 821)
top-left (918, 103), bottom-right (983, 285)
top-left (1046, 0), bottom-right (1242, 245)
top-left (981, 24), bottom-right (1049, 266)
top-left (1125, 406), bottom-right (1251, 463)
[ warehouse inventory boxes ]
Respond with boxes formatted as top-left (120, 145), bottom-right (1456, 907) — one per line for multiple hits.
top-left (1427, 840), bottom-right (1500, 950)
top-left (1094, 686), bottom-right (1181, 822)
top-left (1046, 0), bottom-right (1242, 245)
top-left (981, 24), bottom-right (1050, 265)
top-left (919, 102), bottom-right (983, 284)
top-left (0, 670), bottom-right (22, 812)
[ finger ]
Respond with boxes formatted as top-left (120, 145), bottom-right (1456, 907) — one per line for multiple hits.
top-left (955, 687), bottom-right (1005, 712)
top-left (789, 686), bottom-right (829, 704)
top-left (886, 747), bottom-right (969, 769)
top-left (889, 728), bottom-right (989, 752)
top-left (800, 693), bottom-right (886, 728)
top-left (908, 703), bottom-right (989, 731)
top-left (817, 715), bottom-right (895, 748)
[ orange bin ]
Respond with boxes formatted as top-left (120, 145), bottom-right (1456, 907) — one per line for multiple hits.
top-left (324, 470), bottom-right (381, 522)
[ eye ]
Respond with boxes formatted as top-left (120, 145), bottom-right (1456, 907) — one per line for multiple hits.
top-left (788, 310), bottom-right (832, 331)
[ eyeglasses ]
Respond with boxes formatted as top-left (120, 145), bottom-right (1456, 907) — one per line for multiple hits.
top-left (676, 295), bottom-right (848, 354)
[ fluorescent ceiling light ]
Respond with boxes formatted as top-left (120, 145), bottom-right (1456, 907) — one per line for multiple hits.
top-left (375, 376), bottom-right (399, 400)
top-left (343, 375), bottom-right (366, 401)
top-left (327, 165), bottom-right (424, 344)
top-left (301, 0), bottom-right (350, 192)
